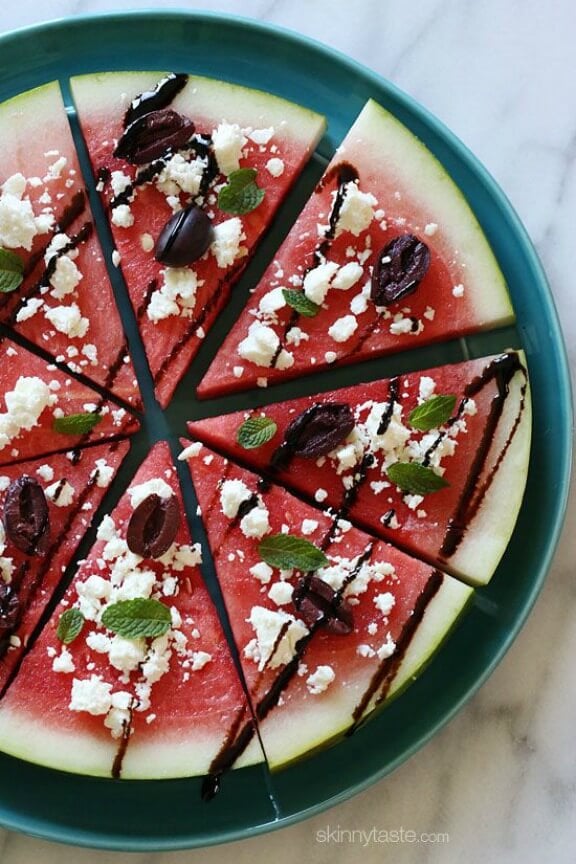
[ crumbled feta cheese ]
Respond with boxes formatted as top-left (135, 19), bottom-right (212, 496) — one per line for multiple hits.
top-left (210, 217), bottom-right (246, 268)
top-left (36, 464), bottom-right (54, 482)
top-left (0, 376), bottom-right (54, 450)
top-left (108, 635), bottom-right (148, 673)
top-left (45, 479), bottom-right (75, 507)
top-left (419, 376), bottom-right (436, 401)
top-left (220, 478), bottom-right (252, 518)
top-left (191, 650), bottom-right (212, 671)
top-left (259, 287), bottom-right (286, 315)
top-left (332, 261), bottom-right (363, 291)
top-left (302, 261), bottom-right (339, 305)
top-left (245, 606), bottom-right (308, 670)
top-left (0, 173), bottom-right (52, 249)
top-left (158, 154), bottom-right (205, 195)
top-left (129, 477), bottom-right (173, 509)
top-left (301, 519), bottom-right (318, 536)
top-left (424, 222), bottom-right (438, 236)
top-left (240, 504), bottom-right (271, 539)
top-left (328, 314), bottom-right (358, 343)
top-left (44, 303), bottom-right (89, 338)
top-left (212, 122), bottom-right (247, 175)
top-left (111, 204), bottom-right (134, 228)
top-left (336, 183), bottom-right (377, 237)
top-left (248, 127), bottom-right (274, 145)
top-left (249, 561), bottom-right (274, 584)
top-left (377, 633), bottom-right (396, 659)
top-left (268, 581), bottom-right (294, 606)
top-left (286, 326), bottom-right (309, 347)
top-left (306, 665), bottom-right (335, 695)
top-left (314, 488), bottom-right (328, 503)
top-left (238, 320), bottom-right (279, 367)
top-left (452, 283), bottom-right (465, 297)
top-left (373, 592), bottom-right (396, 616)
top-left (69, 676), bottom-right (113, 716)
top-left (266, 157), bottom-right (285, 177)
top-left (52, 647), bottom-right (75, 674)
top-left (178, 442), bottom-right (203, 460)
top-left (50, 255), bottom-right (82, 299)
top-left (16, 297), bottom-right (44, 322)
top-left (140, 232), bottom-right (154, 252)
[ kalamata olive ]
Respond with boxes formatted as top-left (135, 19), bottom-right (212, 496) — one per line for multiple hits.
top-left (154, 204), bottom-right (214, 267)
top-left (126, 494), bottom-right (180, 559)
top-left (3, 476), bottom-right (50, 556)
top-left (114, 109), bottom-right (195, 165)
top-left (293, 575), bottom-right (354, 635)
top-left (371, 234), bottom-right (431, 306)
top-left (272, 403), bottom-right (355, 469)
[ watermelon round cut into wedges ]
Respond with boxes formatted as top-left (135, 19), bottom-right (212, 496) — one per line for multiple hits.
top-left (188, 352), bottom-right (531, 586)
top-left (0, 439), bottom-right (130, 694)
top-left (182, 443), bottom-right (471, 770)
top-left (198, 99), bottom-right (514, 398)
top-left (70, 72), bottom-right (326, 407)
top-left (0, 338), bottom-right (138, 466)
top-left (0, 83), bottom-right (139, 407)
top-left (0, 441), bottom-right (262, 779)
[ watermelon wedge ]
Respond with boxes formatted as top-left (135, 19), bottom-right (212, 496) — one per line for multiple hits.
top-left (182, 442), bottom-right (472, 770)
top-left (0, 82), bottom-right (139, 407)
top-left (0, 439), bottom-right (130, 694)
top-left (197, 98), bottom-right (514, 398)
top-left (188, 351), bottom-right (531, 586)
top-left (70, 71), bottom-right (326, 407)
top-left (0, 336), bottom-right (138, 466)
top-left (0, 442), bottom-right (263, 779)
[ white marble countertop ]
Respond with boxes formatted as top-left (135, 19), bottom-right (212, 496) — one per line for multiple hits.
top-left (0, 1), bottom-right (574, 862)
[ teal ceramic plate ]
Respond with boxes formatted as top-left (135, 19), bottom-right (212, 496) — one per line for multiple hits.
top-left (0, 10), bottom-right (571, 851)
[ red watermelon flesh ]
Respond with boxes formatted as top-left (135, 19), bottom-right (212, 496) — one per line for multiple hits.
top-left (182, 442), bottom-right (471, 769)
top-left (0, 337), bottom-right (138, 466)
top-left (198, 99), bottom-right (514, 399)
top-left (0, 82), bottom-right (139, 407)
top-left (0, 441), bottom-right (262, 778)
top-left (70, 72), bottom-right (326, 407)
top-left (188, 352), bottom-right (531, 586)
top-left (0, 439), bottom-right (130, 694)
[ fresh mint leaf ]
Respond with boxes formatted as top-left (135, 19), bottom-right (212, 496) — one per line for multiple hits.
top-left (236, 416), bottom-right (278, 449)
top-left (218, 168), bottom-right (265, 216)
top-left (258, 534), bottom-right (328, 571)
top-left (53, 413), bottom-right (103, 435)
top-left (101, 598), bottom-right (172, 639)
top-left (408, 395), bottom-right (457, 431)
top-left (57, 608), bottom-right (85, 645)
top-left (281, 289), bottom-right (321, 318)
top-left (386, 462), bottom-right (450, 495)
top-left (0, 247), bottom-right (24, 293)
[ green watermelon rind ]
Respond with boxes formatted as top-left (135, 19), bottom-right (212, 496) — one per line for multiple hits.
top-left (262, 575), bottom-right (473, 771)
top-left (353, 99), bottom-right (514, 327)
top-left (70, 70), bottom-right (327, 145)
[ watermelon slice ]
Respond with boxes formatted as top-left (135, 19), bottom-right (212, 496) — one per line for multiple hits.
top-left (0, 442), bottom-right (263, 779)
top-left (0, 439), bottom-right (130, 694)
top-left (0, 82), bottom-right (139, 407)
top-left (182, 442), bottom-right (472, 770)
top-left (70, 71), bottom-right (326, 407)
top-left (197, 98), bottom-right (514, 398)
top-left (188, 352), bottom-right (531, 586)
top-left (0, 336), bottom-right (138, 466)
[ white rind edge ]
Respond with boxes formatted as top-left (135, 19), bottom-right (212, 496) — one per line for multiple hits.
top-left (70, 71), bottom-right (327, 147)
top-left (445, 351), bottom-right (532, 586)
top-left (264, 574), bottom-right (472, 770)
top-left (0, 707), bottom-right (263, 778)
top-left (346, 99), bottom-right (514, 327)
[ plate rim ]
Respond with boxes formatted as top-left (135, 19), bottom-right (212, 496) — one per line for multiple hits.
top-left (0, 8), bottom-right (572, 851)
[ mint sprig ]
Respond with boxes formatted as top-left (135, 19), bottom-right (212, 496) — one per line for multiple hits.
top-left (57, 608), bottom-right (85, 645)
top-left (281, 289), bottom-right (321, 318)
top-left (53, 413), bottom-right (103, 435)
top-left (408, 395), bottom-right (457, 431)
top-left (0, 248), bottom-right (24, 293)
top-left (101, 598), bottom-right (172, 639)
top-left (258, 534), bottom-right (328, 571)
top-left (236, 416), bottom-right (277, 449)
top-left (386, 462), bottom-right (450, 495)
top-left (218, 168), bottom-right (265, 216)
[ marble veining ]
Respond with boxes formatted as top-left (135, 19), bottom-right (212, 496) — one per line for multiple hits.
top-left (0, 1), bottom-right (574, 862)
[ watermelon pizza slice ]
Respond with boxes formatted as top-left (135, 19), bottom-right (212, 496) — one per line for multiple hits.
top-left (0, 439), bottom-right (130, 695)
top-left (0, 82), bottom-right (139, 408)
top-left (70, 71), bottom-right (326, 407)
top-left (188, 351), bottom-right (531, 586)
top-left (0, 442), bottom-right (263, 780)
top-left (181, 442), bottom-right (472, 771)
top-left (0, 336), bottom-right (138, 466)
top-left (197, 98), bottom-right (514, 398)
